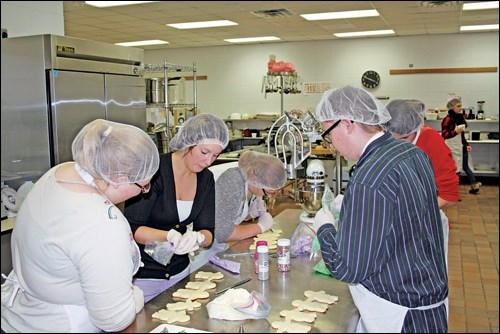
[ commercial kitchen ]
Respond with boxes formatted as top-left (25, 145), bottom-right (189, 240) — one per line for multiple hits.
top-left (1, 2), bottom-right (499, 333)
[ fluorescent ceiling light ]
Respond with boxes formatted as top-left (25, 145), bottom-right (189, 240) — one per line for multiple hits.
top-left (334, 30), bottom-right (395, 38)
top-left (167, 20), bottom-right (237, 29)
top-left (85, 1), bottom-right (158, 8)
top-left (463, 1), bottom-right (499, 10)
top-left (224, 36), bottom-right (280, 43)
top-left (460, 24), bottom-right (499, 31)
top-left (301, 9), bottom-right (379, 21)
top-left (115, 40), bottom-right (169, 47)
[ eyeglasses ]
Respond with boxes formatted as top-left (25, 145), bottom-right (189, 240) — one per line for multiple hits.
top-left (262, 188), bottom-right (280, 198)
top-left (134, 182), bottom-right (151, 194)
top-left (321, 119), bottom-right (341, 144)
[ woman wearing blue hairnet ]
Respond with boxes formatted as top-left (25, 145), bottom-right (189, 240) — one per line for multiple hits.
top-left (124, 114), bottom-right (229, 303)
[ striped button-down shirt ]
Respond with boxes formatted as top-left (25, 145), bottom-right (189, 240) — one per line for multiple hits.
top-left (318, 131), bottom-right (448, 333)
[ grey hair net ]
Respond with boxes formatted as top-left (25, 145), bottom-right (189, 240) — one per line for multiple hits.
top-left (384, 99), bottom-right (426, 135)
top-left (315, 85), bottom-right (391, 125)
top-left (447, 98), bottom-right (461, 110)
top-left (238, 151), bottom-right (287, 190)
top-left (169, 114), bottom-right (229, 151)
top-left (72, 119), bottom-right (160, 184)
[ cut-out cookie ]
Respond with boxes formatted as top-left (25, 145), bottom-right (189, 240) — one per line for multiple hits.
top-left (194, 271), bottom-right (224, 281)
top-left (249, 240), bottom-right (278, 251)
top-left (185, 281), bottom-right (216, 291)
top-left (271, 320), bottom-right (311, 333)
top-left (173, 288), bottom-right (210, 300)
top-left (152, 309), bottom-right (190, 323)
top-left (291, 299), bottom-right (328, 313)
top-left (279, 309), bottom-right (317, 323)
top-left (166, 299), bottom-right (202, 311)
top-left (256, 229), bottom-right (282, 239)
top-left (304, 290), bottom-right (339, 304)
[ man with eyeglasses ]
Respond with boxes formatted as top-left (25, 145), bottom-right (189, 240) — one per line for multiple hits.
top-left (312, 86), bottom-right (448, 333)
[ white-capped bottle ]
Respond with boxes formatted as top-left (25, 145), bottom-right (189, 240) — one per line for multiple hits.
top-left (257, 245), bottom-right (269, 281)
top-left (277, 238), bottom-right (291, 272)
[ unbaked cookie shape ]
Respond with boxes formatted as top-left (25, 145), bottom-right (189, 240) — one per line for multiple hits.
top-left (151, 309), bottom-right (190, 323)
top-left (291, 299), bottom-right (329, 313)
top-left (194, 271), bottom-right (224, 281)
top-left (172, 288), bottom-right (209, 300)
top-left (185, 280), bottom-right (216, 291)
top-left (166, 299), bottom-right (202, 312)
top-left (304, 290), bottom-right (339, 304)
top-left (271, 319), bottom-right (312, 333)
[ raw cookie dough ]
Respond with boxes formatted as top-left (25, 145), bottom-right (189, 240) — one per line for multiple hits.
top-left (304, 290), bottom-right (339, 304)
top-left (194, 271), bottom-right (224, 281)
top-left (280, 309), bottom-right (317, 323)
top-left (166, 299), bottom-right (202, 311)
top-left (173, 288), bottom-right (210, 300)
top-left (291, 299), bottom-right (329, 313)
top-left (271, 320), bottom-right (312, 333)
top-left (152, 309), bottom-right (190, 323)
top-left (185, 281), bottom-right (216, 291)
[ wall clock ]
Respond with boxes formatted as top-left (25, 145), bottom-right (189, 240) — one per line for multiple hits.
top-left (361, 70), bottom-right (380, 89)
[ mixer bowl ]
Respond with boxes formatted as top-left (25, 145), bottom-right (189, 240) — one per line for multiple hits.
top-left (297, 185), bottom-right (324, 217)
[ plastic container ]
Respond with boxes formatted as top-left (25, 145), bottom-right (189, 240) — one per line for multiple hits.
top-left (257, 245), bottom-right (269, 281)
top-left (277, 238), bottom-right (291, 272)
top-left (254, 240), bottom-right (268, 274)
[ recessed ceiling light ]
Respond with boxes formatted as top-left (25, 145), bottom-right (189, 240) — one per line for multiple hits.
top-left (167, 20), bottom-right (237, 29)
top-left (460, 24), bottom-right (499, 31)
top-left (224, 36), bottom-right (281, 43)
top-left (115, 40), bottom-right (169, 47)
top-left (85, 1), bottom-right (159, 8)
top-left (463, 1), bottom-right (499, 10)
top-left (334, 30), bottom-right (395, 38)
top-left (301, 9), bottom-right (379, 21)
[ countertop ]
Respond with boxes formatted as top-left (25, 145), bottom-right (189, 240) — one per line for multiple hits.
top-left (122, 209), bottom-right (359, 333)
top-left (1, 217), bottom-right (15, 234)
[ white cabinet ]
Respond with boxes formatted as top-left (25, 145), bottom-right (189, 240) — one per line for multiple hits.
top-left (425, 120), bottom-right (499, 177)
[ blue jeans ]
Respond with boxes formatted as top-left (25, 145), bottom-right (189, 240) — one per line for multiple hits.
top-left (462, 148), bottom-right (476, 184)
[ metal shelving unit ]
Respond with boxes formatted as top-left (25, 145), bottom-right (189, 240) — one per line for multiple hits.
top-left (144, 58), bottom-right (197, 152)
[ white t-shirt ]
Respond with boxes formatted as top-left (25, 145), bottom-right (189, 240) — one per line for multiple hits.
top-left (1, 163), bottom-right (141, 333)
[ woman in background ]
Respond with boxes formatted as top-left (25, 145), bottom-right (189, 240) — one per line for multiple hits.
top-left (124, 114), bottom-right (229, 302)
top-left (1, 119), bottom-right (159, 332)
top-left (190, 150), bottom-right (287, 272)
top-left (441, 98), bottom-right (481, 194)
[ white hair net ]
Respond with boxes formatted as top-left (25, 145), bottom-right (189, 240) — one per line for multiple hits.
top-left (238, 151), bottom-right (287, 190)
top-left (72, 119), bottom-right (160, 184)
top-left (384, 99), bottom-right (426, 135)
top-left (315, 85), bottom-right (391, 125)
top-left (169, 114), bottom-right (229, 151)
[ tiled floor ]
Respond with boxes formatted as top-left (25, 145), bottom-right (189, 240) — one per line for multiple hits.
top-left (270, 179), bottom-right (499, 333)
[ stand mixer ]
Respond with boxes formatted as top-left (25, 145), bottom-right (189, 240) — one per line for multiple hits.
top-left (296, 159), bottom-right (326, 224)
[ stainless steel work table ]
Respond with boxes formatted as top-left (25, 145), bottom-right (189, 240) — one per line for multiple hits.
top-left (122, 208), bottom-right (359, 333)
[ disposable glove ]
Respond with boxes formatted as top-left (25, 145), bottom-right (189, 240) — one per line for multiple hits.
top-left (257, 212), bottom-right (274, 233)
top-left (167, 229), bottom-right (182, 248)
top-left (174, 230), bottom-right (205, 255)
top-left (248, 197), bottom-right (267, 219)
top-left (313, 207), bottom-right (335, 233)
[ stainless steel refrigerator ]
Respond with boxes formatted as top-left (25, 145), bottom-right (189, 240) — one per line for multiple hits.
top-left (1, 34), bottom-right (146, 185)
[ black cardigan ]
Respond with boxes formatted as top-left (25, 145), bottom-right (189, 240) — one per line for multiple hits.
top-left (124, 153), bottom-right (215, 279)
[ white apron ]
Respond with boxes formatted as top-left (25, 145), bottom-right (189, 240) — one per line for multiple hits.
top-left (1, 272), bottom-right (100, 333)
top-left (349, 283), bottom-right (447, 333)
top-left (189, 186), bottom-right (251, 273)
top-left (445, 134), bottom-right (462, 173)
